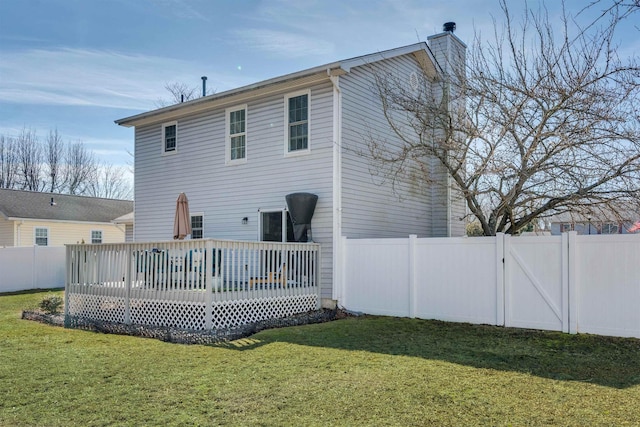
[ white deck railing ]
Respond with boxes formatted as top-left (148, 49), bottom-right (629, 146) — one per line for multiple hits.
top-left (65, 239), bottom-right (321, 330)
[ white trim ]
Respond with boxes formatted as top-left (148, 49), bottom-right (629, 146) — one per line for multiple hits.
top-left (161, 121), bottom-right (178, 155)
top-left (34, 226), bottom-right (49, 246)
top-left (225, 104), bottom-right (248, 165)
top-left (329, 73), bottom-right (343, 302)
top-left (284, 89), bottom-right (311, 157)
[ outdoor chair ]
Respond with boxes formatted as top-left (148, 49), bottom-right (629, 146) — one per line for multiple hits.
top-left (249, 263), bottom-right (287, 288)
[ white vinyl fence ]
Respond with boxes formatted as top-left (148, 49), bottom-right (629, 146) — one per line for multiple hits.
top-left (0, 246), bottom-right (66, 293)
top-left (340, 232), bottom-right (640, 339)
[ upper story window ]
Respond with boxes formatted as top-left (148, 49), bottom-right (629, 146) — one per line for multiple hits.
top-left (285, 90), bottom-right (310, 154)
top-left (34, 227), bottom-right (48, 246)
top-left (226, 106), bottom-right (247, 164)
top-left (191, 214), bottom-right (203, 239)
top-left (162, 121), bottom-right (177, 154)
top-left (91, 230), bottom-right (103, 244)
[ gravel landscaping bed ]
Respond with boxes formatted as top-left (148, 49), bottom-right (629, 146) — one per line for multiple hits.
top-left (22, 308), bottom-right (351, 345)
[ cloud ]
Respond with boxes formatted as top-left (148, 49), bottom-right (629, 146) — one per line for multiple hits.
top-left (0, 48), bottom-right (234, 111)
top-left (152, 0), bottom-right (212, 22)
top-left (231, 29), bottom-right (334, 58)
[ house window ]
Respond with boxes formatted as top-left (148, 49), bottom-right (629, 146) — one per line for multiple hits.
top-left (191, 214), bottom-right (203, 239)
top-left (285, 91), bottom-right (309, 154)
top-left (561, 223), bottom-right (573, 233)
top-left (34, 227), bottom-right (48, 246)
top-left (162, 121), bottom-right (177, 153)
top-left (260, 210), bottom-right (294, 242)
top-left (602, 222), bottom-right (619, 234)
top-left (91, 230), bottom-right (103, 244)
top-left (226, 106), bottom-right (247, 164)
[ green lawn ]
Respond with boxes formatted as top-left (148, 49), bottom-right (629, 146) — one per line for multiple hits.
top-left (2, 290), bottom-right (640, 426)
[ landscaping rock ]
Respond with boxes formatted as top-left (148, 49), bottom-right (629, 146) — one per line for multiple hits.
top-left (22, 308), bottom-right (350, 345)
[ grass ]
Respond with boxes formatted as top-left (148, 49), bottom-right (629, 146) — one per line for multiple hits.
top-left (2, 291), bottom-right (640, 426)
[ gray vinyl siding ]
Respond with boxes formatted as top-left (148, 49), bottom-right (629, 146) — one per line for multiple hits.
top-left (0, 218), bottom-right (14, 246)
top-left (133, 82), bottom-right (335, 298)
top-left (449, 185), bottom-right (467, 236)
top-left (340, 55), bottom-right (440, 238)
top-left (429, 32), bottom-right (467, 237)
top-left (125, 224), bottom-right (133, 242)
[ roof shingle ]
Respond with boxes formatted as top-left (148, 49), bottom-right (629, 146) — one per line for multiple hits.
top-left (0, 189), bottom-right (133, 223)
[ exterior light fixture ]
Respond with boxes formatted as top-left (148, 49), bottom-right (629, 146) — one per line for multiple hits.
top-left (242, 217), bottom-right (248, 225)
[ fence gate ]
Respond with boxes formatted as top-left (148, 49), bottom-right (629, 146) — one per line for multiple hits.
top-left (504, 234), bottom-right (568, 332)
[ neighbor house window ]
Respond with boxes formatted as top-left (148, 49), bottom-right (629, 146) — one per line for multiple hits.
top-left (91, 230), bottom-right (103, 244)
top-left (191, 214), bottom-right (203, 239)
top-left (561, 223), bottom-right (573, 232)
top-left (259, 210), bottom-right (294, 242)
top-left (226, 105), bottom-right (247, 164)
top-left (602, 222), bottom-right (619, 234)
top-left (285, 91), bottom-right (309, 154)
top-left (162, 121), bottom-right (177, 153)
top-left (34, 227), bottom-right (48, 246)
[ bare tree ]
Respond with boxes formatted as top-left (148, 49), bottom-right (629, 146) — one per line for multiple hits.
top-left (0, 135), bottom-right (19, 189)
top-left (16, 128), bottom-right (43, 191)
top-left (64, 141), bottom-right (97, 195)
top-left (367, 0), bottom-right (640, 235)
top-left (85, 163), bottom-right (132, 200)
top-left (155, 82), bottom-right (199, 108)
top-left (45, 128), bottom-right (64, 193)
top-left (154, 80), bottom-right (215, 108)
top-left (584, 0), bottom-right (639, 25)
top-left (2, 129), bottom-right (132, 199)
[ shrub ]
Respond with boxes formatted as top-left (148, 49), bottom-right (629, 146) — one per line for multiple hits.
top-left (39, 294), bottom-right (64, 315)
top-left (466, 221), bottom-right (485, 236)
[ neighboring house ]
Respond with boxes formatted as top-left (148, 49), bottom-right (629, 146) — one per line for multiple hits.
top-left (0, 189), bottom-right (133, 247)
top-left (115, 30), bottom-right (467, 302)
top-left (112, 212), bottom-right (134, 242)
top-left (549, 213), bottom-right (640, 235)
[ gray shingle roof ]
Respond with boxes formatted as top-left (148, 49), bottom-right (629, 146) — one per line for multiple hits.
top-left (0, 189), bottom-right (133, 223)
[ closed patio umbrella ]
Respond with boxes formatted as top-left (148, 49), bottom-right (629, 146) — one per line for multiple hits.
top-left (173, 192), bottom-right (192, 240)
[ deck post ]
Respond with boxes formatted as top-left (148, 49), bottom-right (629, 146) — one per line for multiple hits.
top-left (124, 244), bottom-right (132, 325)
top-left (64, 245), bottom-right (71, 326)
top-left (316, 245), bottom-right (322, 309)
top-left (205, 239), bottom-right (213, 330)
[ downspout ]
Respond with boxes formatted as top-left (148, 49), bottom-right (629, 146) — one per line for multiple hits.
top-left (16, 220), bottom-right (23, 246)
top-left (328, 69), bottom-right (343, 304)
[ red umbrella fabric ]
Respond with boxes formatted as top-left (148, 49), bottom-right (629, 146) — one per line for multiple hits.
top-left (173, 192), bottom-right (192, 240)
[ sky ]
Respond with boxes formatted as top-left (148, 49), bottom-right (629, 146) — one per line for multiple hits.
top-left (0, 0), bottom-right (638, 179)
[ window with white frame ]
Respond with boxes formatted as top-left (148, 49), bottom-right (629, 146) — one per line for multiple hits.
top-left (259, 210), bottom-right (294, 242)
top-left (602, 222), bottom-right (619, 234)
top-left (561, 223), bottom-right (573, 232)
top-left (91, 230), bottom-right (103, 244)
top-left (191, 214), bottom-right (203, 239)
top-left (285, 91), bottom-right (309, 154)
top-left (34, 227), bottom-right (48, 246)
top-left (162, 121), bottom-right (177, 153)
top-left (226, 106), bottom-right (247, 164)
